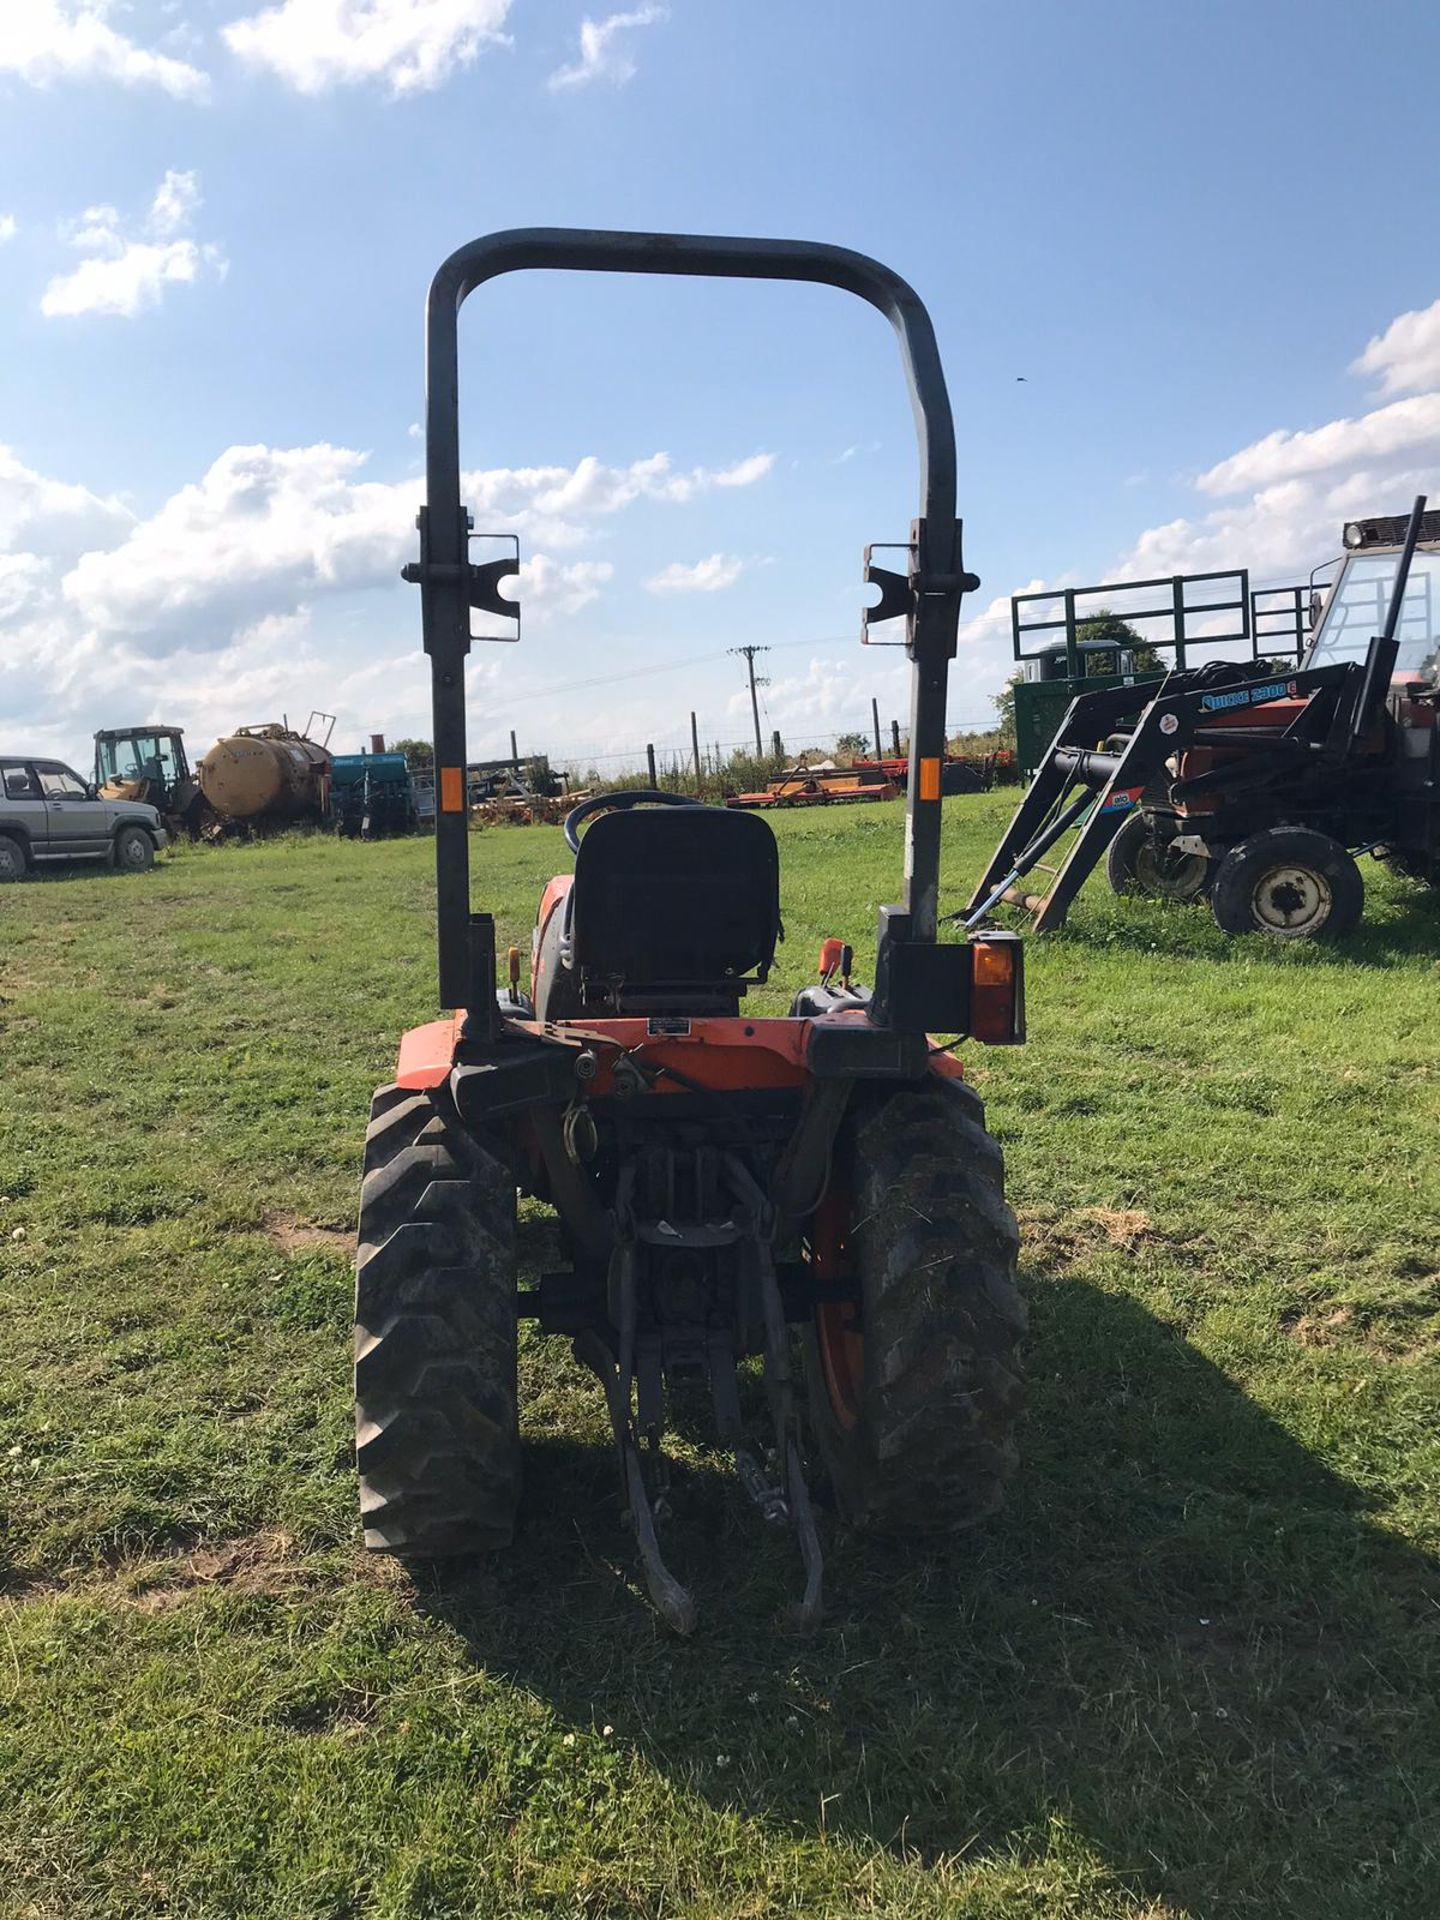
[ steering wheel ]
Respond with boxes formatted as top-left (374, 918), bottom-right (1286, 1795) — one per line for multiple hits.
top-left (563, 788), bottom-right (704, 855)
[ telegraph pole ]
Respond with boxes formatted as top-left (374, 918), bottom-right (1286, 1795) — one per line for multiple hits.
top-left (729, 645), bottom-right (769, 757)
top-left (690, 711), bottom-right (702, 788)
top-left (871, 696), bottom-right (883, 760)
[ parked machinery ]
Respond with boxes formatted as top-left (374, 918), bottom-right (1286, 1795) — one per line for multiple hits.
top-left (851, 750), bottom-right (1014, 793)
top-left (329, 750), bottom-right (417, 838)
top-left (196, 716), bottom-right (333, 827)
top-left (93, 726), bottom-right (207, 837)
top-left (967, 499), bottom-right (1439, 942)
top-left (1005, 570), bottom-right (1301, 780)
top-left (725, 763), bottom-right (900, 809)
top-left (353, 226), bottom-right (1026, 1635)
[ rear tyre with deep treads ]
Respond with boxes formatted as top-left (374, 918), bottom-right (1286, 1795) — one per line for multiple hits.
top-left (802, 1075), bottom-right (1025, 1533)
top-left (354, 1082), bottom-right (520, 1557)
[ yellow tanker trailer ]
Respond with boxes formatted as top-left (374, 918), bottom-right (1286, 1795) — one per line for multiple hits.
top-left (196, 720), bottom-right (333, 826)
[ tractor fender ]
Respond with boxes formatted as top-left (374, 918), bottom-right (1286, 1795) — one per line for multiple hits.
top-left (531, 873), bottom-right (573, 1004)
top-left (533, 874), bottom-right (585, 1024)
top-left (395, 1012), bottom-right (466, 1090)
top-left (926, 1049), bottom-right (967, 1084)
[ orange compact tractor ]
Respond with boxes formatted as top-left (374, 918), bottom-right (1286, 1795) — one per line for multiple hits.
top-left (356, 229), bottom-right (1026, 1631)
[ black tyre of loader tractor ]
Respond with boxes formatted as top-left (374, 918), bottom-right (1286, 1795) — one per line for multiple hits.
top-left (801, 1076), bottom-right (1025, 1533)
top-left (354, 1082), bottom-right (520, 1557)
top-left (1209, 826), bottom-right (1364, 943)
top-left (1106, 809), bottom-right (1210, 903)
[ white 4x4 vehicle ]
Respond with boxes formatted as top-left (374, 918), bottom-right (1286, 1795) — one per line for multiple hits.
top-left (0, 756), bottom-right (168, 881)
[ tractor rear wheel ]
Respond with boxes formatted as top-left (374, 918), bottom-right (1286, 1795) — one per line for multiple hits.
top-left (802, 1076), bottom-right (1025, 1533)
top-left (1210, 827), bottom-right (1363, 941)
top-left (1107, 810), bottom-right (1209, 902)
top-left (354, 1082), bottom-right (520, 1557)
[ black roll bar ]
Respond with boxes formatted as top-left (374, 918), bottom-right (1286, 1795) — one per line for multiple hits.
top-left (408, 228), bottom-right (975, 1010)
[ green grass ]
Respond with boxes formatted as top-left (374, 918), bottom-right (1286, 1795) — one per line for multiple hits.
top-left (0, 797), bottom-right (1436, 1919)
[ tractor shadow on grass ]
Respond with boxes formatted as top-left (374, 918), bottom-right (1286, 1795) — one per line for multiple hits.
top-left (417, 1276), bottom-right (1438, 1920)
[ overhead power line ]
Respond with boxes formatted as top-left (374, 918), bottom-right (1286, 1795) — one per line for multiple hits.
top-left (490, 619), bottom-right (1002, 710)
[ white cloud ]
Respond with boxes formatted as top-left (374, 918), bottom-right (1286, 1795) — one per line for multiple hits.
top-left (725, 651), bottom-right (955, 750)
top-left (517, 554), bottom-right (614, 619)
top-left (62, 442), bottom-right (406, 639)
top-left (1111, 466), bottom-right (1440, 590)
top-left (0, 2), bottom-right (209, 100)
top-left (730, 655), bottom-right (873, 732)
top-left (129, 612), bottom-right (474, 760)
top-left (468, 449), bottom-right (773, 544)
top-left (223, 0), bottom-right (513, 96)
top-left (645, 553), bottom-right (743, 594)
top-left (1093, 290), bottom-right (1440, 597)
top-left (514, 451), bottom-right (670, 524)
top-left (57, 442), bottom-right (775, 644)
top-left (5, 431), bottom-right (777, 767)
top-left (0, 445), bottom-right (438, 763)
top-left (149, 168), bottom-right (201, 236)
top-left (1195, 393), bottom-right (1440, 498)
top-left (1352, 297), bottom-right (1440, 398)
top-left (42, 239), bottom-right (216, 319)
top-left (547, 5), bottom-right (666, 90)
top-left (0, 553), bottom-right (52, 621)
top-left (0, 443), bottom-right (131, 556)
top-left (710, 452), bottom-right (773, 490)
top-left (0, 215), bottom-right (16, 246)
top-left (41, 170), bottom-right (226, 319)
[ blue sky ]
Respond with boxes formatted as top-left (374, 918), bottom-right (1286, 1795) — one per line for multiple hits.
top-left (4, 0), bottom-right (1440, 771)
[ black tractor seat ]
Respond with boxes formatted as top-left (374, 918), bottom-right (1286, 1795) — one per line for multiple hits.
top-left (569, 805), bottom-right (781, 1014)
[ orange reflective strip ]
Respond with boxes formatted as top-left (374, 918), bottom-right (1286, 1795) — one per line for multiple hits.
top-left (919, 757), bottom-right (941, 801)
top-left (439, 766), bottom-right (464, 812)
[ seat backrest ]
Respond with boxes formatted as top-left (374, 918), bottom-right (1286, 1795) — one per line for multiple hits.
top-left (571, 807), bottom-right (780, 996)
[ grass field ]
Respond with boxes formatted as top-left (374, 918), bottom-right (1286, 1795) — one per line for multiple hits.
top-left (1, 793), bottom-right (1437, 1919)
